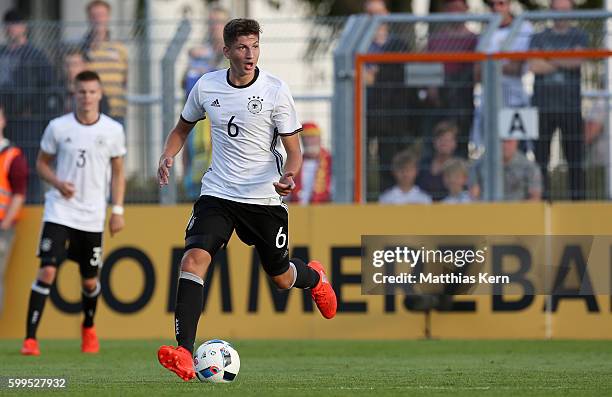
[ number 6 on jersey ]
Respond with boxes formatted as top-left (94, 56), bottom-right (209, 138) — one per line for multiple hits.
top-left (227, 116), bottom-right (239, 137)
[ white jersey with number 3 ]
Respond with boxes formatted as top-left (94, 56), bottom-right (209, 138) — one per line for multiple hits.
top-left (181, 68), bottom-right (301, 206)
top-left (40, 113), bottom-right (126, 232)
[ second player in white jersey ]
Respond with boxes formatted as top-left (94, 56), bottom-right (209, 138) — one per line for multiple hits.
top-left (21, 70), bottom-right (126, 357)
top-left (181, 67), bottom-right (301, 205)
top-left (40, 113), bottom-right (126, 232)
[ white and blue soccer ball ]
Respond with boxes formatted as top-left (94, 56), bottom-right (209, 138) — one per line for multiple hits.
top-left (193, 339), bottom-right (240, 383)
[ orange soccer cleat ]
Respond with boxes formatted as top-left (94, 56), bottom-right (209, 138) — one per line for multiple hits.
top-left (157, 345), bottom-right (196, 381)
top-left (81, 326), bottom-right (100, 354)
top-left (308, 260), bottom-right (337, 319)
top-left (20, 338), bottom-right (40, 356)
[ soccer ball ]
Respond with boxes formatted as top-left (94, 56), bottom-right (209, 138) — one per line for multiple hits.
top-left (193, 339), bottom-right (240, 383)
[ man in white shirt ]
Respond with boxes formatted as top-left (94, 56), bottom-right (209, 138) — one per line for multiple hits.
top-left (20, 71), bottom-right (126, 356)
top-left (156, 18), bottom-right (337, 381)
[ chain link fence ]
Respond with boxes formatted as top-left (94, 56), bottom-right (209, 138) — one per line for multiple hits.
top-left (342, 11), bottom-right (612, 203)
top-left (362, 16), bottom-right (495, 202)
top-left (0, 16), bottom-right (345, 204)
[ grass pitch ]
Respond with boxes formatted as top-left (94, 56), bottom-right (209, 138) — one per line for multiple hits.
top-left (0, 339), bottom-right (610, 396)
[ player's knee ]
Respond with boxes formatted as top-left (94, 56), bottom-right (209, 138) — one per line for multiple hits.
top-left (180, 249), bottom-right (212, 278)
top-left (38, 266), bottom-right (57, 284)
top-left (82, 277), bottom-right (98, 292)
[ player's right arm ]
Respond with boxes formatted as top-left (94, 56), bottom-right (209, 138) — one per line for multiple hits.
top-left (159, 77), bottom-right (205, 186)
top-left (158, 118), bottom-right (197, 186)
top-left (36, 151), bottom-right (75, 199)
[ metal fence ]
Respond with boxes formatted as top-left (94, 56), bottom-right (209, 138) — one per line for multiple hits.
top-left (0, 16), bottom-right (345, 204)
top-left (5, 13), bottom-right (610, 205)
top-left (336, 11), bottom-right (612, 203)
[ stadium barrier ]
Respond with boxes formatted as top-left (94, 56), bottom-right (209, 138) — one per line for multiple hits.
top-left (1, 203), bottom-right (611, 340)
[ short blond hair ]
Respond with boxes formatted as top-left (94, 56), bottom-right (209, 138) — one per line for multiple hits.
top-left (392, 150), bottom-right (418, 172)
top-left (442, 158), bottom-right (469, 178)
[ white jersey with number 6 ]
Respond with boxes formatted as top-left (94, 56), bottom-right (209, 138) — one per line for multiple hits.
top-left (181, 68), bottom-right (301, 206)
top-left (40, 113), bottom-right (126, 232)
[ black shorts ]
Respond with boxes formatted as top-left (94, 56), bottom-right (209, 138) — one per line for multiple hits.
top-left (185, 195), bottom-right (290, 276)
top-left (37, 222), bottom-right (103, 279)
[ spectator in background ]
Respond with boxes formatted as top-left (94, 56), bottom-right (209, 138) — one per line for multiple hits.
top-left (441, 158), bottom-right (471, 204)
top-left (528, 0), bottom-right (587, 200)
top-left (0, 9), bottom-right (54, 118)
top-left (364, 0), bottom-right (388, 17)
top-left (423, 0), bottom-right (477, 157)
top-left (82, 0), bottom-right (128, 125)
top-left (363, 0), bottom-right (415, 196)
top-left (0, 105), bottom-right (28, 314)
top-left (181, 5), bottom-right (230, 200)
top-left (364, 0), bottom-right (390, 196)
top-left (583, 99), bottom-right (607, 199)
top-left (379, 150), bottom-right (432, 204)
top-left (207, 5), bottom-right (230, 70)
top-left (182, 5), bottom-right (230, 101)
top-left (0, 9), bottom-right (55, 204)
top-left (289, 122), bottom-right (332, 204)
top-left (364, 0), bottom-right (390, 85)
top-left (469, 139), bottom-right (542, 201)
top-left (471, 0), bottom-right (533, 155)
top-left (417, 121), bottom-right (460, 201)
top-left (487, 0), bottom-right (533, 107)
top-left (61, 47), bottom-right (110, 114)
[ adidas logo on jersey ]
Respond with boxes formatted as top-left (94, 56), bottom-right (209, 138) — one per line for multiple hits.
top-left (211, 99), bottom-right (221, 107)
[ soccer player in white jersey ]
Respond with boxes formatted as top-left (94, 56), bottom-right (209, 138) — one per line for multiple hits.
top-left (20, 71), bottom-right (126, 356)
top-left (156, 18), bottom-right (337, 381)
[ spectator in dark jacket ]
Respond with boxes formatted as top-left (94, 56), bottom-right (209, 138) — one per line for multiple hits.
top-left (417, 121), bottom-right (462, 201)
top-left (0, 9), bottom-right (56, 203)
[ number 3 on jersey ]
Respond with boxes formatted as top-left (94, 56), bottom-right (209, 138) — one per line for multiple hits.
top-left (227, 116), bottom-right (239, 137)
top-left (77, 149), bottom-right (86, 168)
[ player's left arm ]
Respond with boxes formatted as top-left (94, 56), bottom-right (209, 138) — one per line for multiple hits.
top-left (109, 155), bottom-right (126, 236)
top-left (274, 134), bottom-right (302, 196)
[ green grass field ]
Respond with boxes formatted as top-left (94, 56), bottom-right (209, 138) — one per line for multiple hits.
top-left (1, 340), bottom-right (611, 396)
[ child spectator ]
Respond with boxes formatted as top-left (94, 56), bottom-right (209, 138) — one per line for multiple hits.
top-left (441, 158), bottom-right (471, 203)
top-left (379, 150), bottom-right (432, 204)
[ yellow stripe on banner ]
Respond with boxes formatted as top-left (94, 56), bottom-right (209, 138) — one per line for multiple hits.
top-left (1, 203), bottom-right (611, 340)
